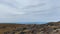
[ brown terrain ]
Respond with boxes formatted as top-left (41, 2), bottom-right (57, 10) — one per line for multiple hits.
top-left (0, 21), bottom-right (60, 34)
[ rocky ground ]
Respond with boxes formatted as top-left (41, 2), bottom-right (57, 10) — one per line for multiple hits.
top-left (0, 21), bottom-right (60, 34)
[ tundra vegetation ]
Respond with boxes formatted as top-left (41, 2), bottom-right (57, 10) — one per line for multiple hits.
top-left (0, 21), bottom-right (60, 34)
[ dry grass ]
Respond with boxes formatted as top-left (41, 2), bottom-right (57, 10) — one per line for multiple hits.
top-left (0, 21), bottom-right (60, 34)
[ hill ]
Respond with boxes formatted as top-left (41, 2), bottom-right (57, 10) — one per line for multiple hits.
top-left (0, 21), bottom-right (60, 34)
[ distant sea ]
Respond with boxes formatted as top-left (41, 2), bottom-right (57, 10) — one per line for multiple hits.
top-left (16, 22), bottom-right (48, 24)
top-left (0, 22), bottom-right (48, 24)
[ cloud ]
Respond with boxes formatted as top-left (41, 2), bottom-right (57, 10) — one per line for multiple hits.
top-left (0, 0), bottom-right (60, 23)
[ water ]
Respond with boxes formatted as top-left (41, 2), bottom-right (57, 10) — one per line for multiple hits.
top-left (0, 22), bottom-right (48, 24)
top-left (16, 22), bottom-right (48, 24)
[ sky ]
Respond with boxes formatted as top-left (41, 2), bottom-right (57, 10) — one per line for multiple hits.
top-left (0, 0), bottom-right (60, 23)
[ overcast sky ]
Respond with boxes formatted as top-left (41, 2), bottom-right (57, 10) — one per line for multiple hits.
top-left (0, 0), bottom-right (60, 23)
